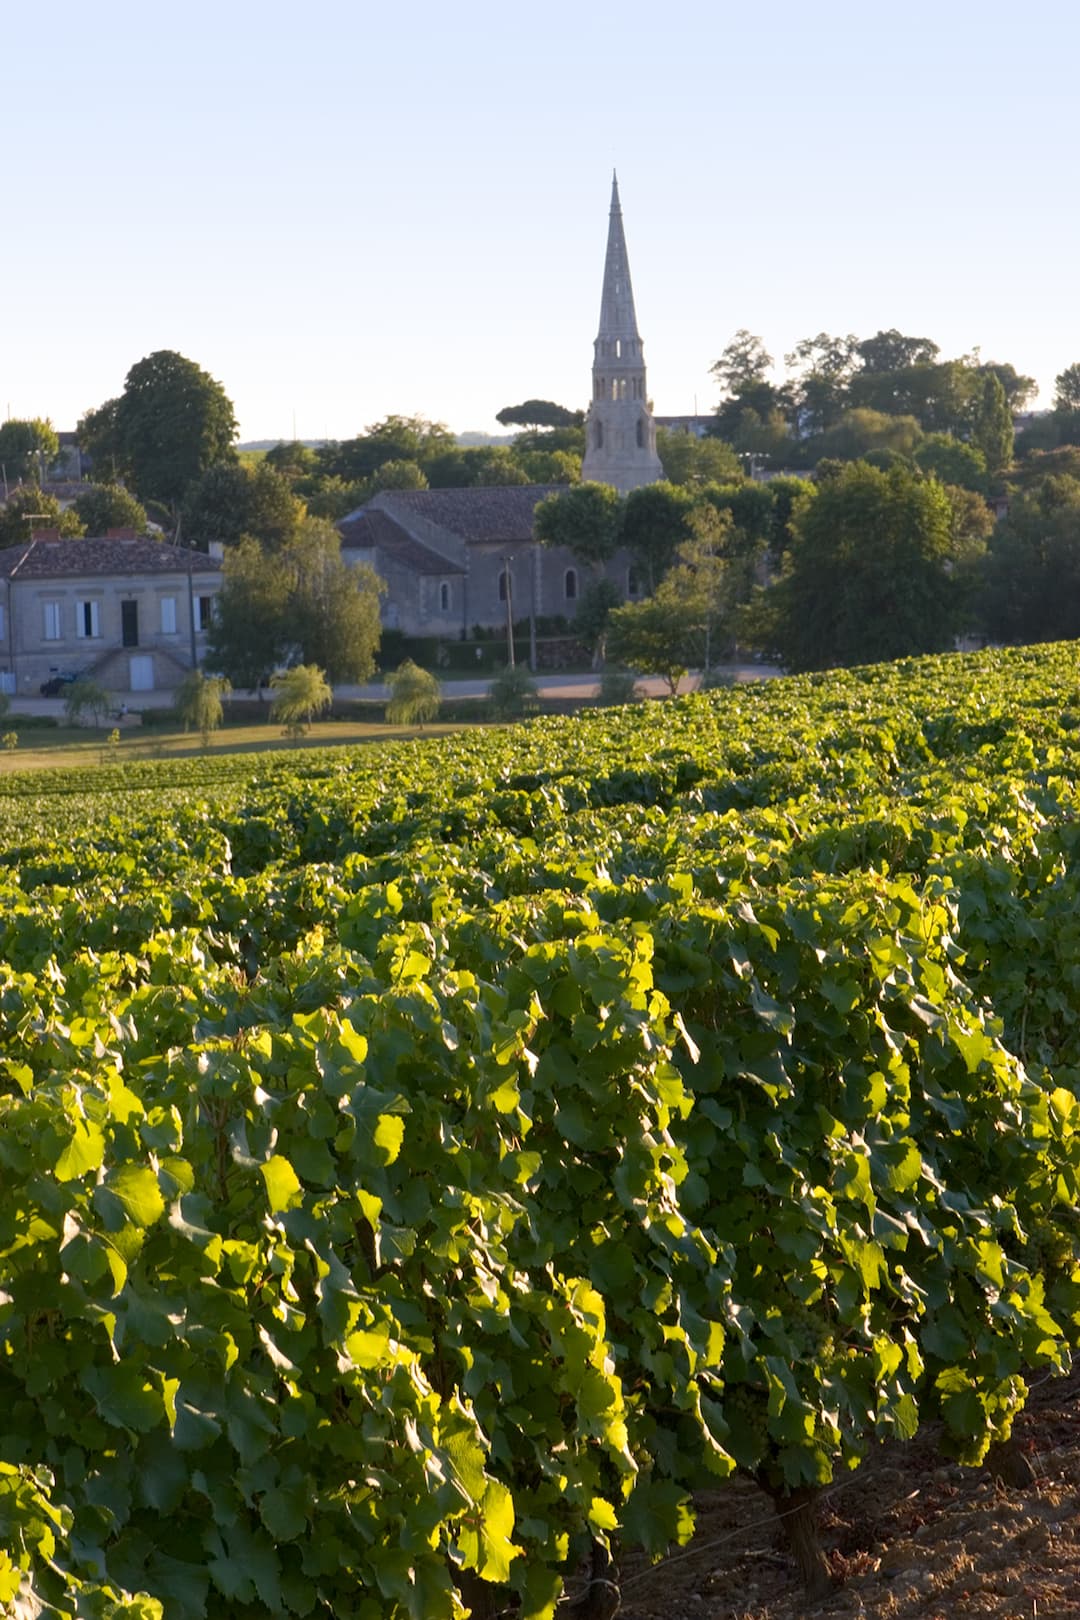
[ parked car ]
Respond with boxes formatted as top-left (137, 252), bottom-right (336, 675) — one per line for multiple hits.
top-left (39, 669), bottom-right (87, 697)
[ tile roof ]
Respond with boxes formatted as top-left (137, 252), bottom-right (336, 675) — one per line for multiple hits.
top-left (0, 535), bottom-right (221, 580)
top-left (339, 484), bottom-right (566, 548)
top-left (341, 508), bottom-right (465, 575)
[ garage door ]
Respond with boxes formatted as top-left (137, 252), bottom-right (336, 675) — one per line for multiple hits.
top-left (129, 655), bottom-right (155, 691)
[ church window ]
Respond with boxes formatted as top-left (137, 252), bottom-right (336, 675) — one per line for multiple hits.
top-left (595, 421), bottom-right (603, 450)
top-left (636, 418), bottom-right (644, 448)
top-left (564, 568), bottom-right (578, 601)
top-left (440, 581), bottom-right (450, 612)
top-left (615, 339), bottom-right (622, 358)
top-left (611, 379), bottom-right (618, 401)
top-left (628, 567), bottom-right (642, 598)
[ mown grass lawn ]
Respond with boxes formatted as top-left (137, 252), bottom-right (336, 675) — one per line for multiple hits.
top-left (0, 715), bottom-right (474, 774)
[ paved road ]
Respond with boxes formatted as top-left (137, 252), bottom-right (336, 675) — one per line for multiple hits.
top-left (9, 664), bottom-right (782, 719)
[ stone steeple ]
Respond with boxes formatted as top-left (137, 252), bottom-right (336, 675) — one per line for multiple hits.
top-left (581, 172), bottom-right (663, 493)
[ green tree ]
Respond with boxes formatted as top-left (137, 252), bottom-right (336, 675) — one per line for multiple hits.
top-left (913, 434), bottom-right (988, 493)
top-left (495, 400), bottom-right (584, 430)
top-left (0, 418), bottom-right (59, 483)
top-left (655, 429), bottom-right (741, 487)
top-left (784, 332), bottom-right (859, 435)
top-left (182, 461), bottom-right (304, 550)
top-left (270, 664), bottom-right (333, 737)
top-left (280, 518), bottom-right (383, 683)
top-left (488, 663), bottom-right (538, 719)
top-left (971, 372), bottom-right (1013, 475)
top-left (369, 459), bottom-right (430, 494)
top-left (72, 483), bottom-right (149, 535)
top-left (318, 416), bottom-right (455, 483)
top-left (620, 482), bottom-right (694, 590)
top-left (854, 329), bottom-right (939, 373)
top-left (534, 482), bottom-right (622, 568)
top-left (606, 509), bottom-right (733, 692)
top-left (76, 397), bottom-right (125, 481)
top-left (385, 659), bottom-right (441, 726)
top-left (511, 448), bottom-right (581, 485)
top-left (814, 408), bottom-right (923, 463)
top-left (207, 538), bottom-right (291, 689)
top-left (573, 576), bottom-right (623, 661)
top-left (63, 678), bottom-right (109, 729)
top-left (760, 461), bottom-right (971, 671)
top-left (176, 670), bottom-right (231, 747)
top-left (0, 487), bottom-right (84, 548)
top-left (1054, 364), bottom-right (1080, 413)
top-left (263, 440), bottom-right (319, 480)
top-left (87, 350), bottom-right (238, 508)
top-left (981, 475), bottom-right (1080, 644)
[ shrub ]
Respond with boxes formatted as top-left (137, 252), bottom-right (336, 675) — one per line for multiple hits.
top-left (269, 664), bottom-right (332, 738)
top-left (386, 660), bottom-right (441, 727)
top-left (489, 663), bottom-right (539, 720)
top-left (64, 678), bottom-right (110, 729)
top-left (597, 668), bottom-right (639, 707)
top-left (176, 671), bottom-right (231, 748)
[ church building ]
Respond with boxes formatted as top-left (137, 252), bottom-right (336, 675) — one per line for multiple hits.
top-left (338, 176), bottom-right (661, 637)
top-left (581, 173), bottom-right (664, 492)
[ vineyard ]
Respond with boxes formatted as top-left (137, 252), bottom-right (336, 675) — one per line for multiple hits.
top-left (5, 643), bottom-right (1080, 1618)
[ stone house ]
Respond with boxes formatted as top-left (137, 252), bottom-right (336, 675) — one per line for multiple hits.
top-left (0, 531), bottom-right (222, 697)
top-left (339, 485), bottom-right (641, 638)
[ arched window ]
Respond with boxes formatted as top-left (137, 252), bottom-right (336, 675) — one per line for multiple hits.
top-left (611, 379), bottom-right (618, 401)
top-left (627, 567), bottom-right (641, 598)
top-left (564, 568), bottom-right (578, 601)
top-left (498, 570), bottom-right (509, 602)
top-left (439, 581), bottom-right (450, 612)
top-left (615, 338), bottom-right (622, 358)
top-left (594, 420), bottom-right (603, 450)
top-left (636, 418), bottom-right (644, 448)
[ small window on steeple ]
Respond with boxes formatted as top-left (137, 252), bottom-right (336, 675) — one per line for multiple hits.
top-left (595, 421), bottom-right (603, 450)
top-left (636, 418), bottom-right (644, 448)
top-left (564, 568), bottom-right (578, 601)
top-left (615, 339), bottom-right (622, 358)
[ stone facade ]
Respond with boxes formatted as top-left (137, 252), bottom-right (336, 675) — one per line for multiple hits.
top-left (580, 174), bottom-right (664, 493)
top-left (340, 487), bottom-right (640, 639)
top-left (0, 532), bottom-right (221, 697)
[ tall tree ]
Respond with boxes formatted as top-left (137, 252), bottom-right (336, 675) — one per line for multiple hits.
top-left (655, 429), bottom-right (741, 487)
top-left (619, 482), bottom-right (694, 590)
top-left (759, 461), bottom-right (971, 671)
top-left (970, 372), bottom-right (1013, 475)
top-left (318, 417), bottom-right (455, 483)
top-left (280, 519), bottom-right (383, 683)
top-left (83, 351), bottom-right (238, 508)
top-left (534, 482), bottom-right (623, 568)
top-left (0, 487), bottom-right (84, 548)
top-left (72, 483), bottom-right (149, 535)
top-left (495, 401), bottom-right (584, 430)
top-left (181, 461), bottom-right (304, 550)
top-left (854, 330), bottom-right (939, 373)
top-left (0, 419), bottom-right (59, 484)
top-left (784, 332), bottom-right (858, 435)
top-left (981, 475), bottom-right (1080, 644)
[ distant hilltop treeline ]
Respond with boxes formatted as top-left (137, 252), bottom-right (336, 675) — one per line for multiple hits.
top-left (237, 432), bottom-right (513, 452)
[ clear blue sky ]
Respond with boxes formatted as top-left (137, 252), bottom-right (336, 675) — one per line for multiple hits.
top-left (3, 0), bottom-right (1075, 442)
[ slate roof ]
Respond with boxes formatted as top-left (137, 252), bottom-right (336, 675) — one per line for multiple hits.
top-left (339, 484), bottom-right (566, 549)
top-left (0, 536), bottom-right (221, 579)
top-left (342, 508), bottom-right (465, 576)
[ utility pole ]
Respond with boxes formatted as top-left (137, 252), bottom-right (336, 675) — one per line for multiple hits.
top-left (502, 555), bottom-right (515, 668)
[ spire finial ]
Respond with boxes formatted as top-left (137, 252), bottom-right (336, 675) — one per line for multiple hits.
top-left (611, 169), bottom-right (620, 209)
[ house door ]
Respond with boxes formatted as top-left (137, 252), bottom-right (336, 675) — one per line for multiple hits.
top-left (121, 600), bottom-right (139, 647)
top-left (129, 655), bottom-right (154, 692)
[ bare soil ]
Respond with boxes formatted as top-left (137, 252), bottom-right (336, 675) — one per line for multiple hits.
top-left (612, 1363), bottom-right (1080, 1620)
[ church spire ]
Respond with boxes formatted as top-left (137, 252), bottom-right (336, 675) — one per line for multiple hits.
top-left (581, 173), bottom-right (663, 494)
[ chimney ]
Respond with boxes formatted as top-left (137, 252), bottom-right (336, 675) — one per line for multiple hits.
top-left (30, 528), bottom-right (61, 541)
top-left (106, 527), bottom-right (139, 540)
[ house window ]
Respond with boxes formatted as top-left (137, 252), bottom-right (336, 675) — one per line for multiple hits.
top-left (160, 596), bottom-right (177, 634)
top-left (564, 568), bottom-right (578, 602)
top-left (628, 567), bottom-right (642, 598)
top-left (498, 570), bottom-right (509, 603)
top-left (75, 599), bottom-right (101, 639)
top-left (195, 595), bottom-right (215, 632)
top-left (43, 601), bottom-right (62, 641)
top-left (439, 582), bottom-right (450, 613)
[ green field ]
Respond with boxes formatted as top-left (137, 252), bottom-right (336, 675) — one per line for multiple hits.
top-left (5, 644), bottom-right (1080, 1617)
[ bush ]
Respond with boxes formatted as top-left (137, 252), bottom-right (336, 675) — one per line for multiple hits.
top-left (2, 731), bottom-right (17, 751)
top-left (385, 660), bottom-right (441, 727)
top-left (176, 671), bottom-right (231, 748)
top-left (489, 663), bottom-right (539, 720)
top-left (597, 668), bottom-right (640, 707)
top-left (269, 664), bottom-right (332, 737)
top-left (63, 678), bottom-right (110, 729)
